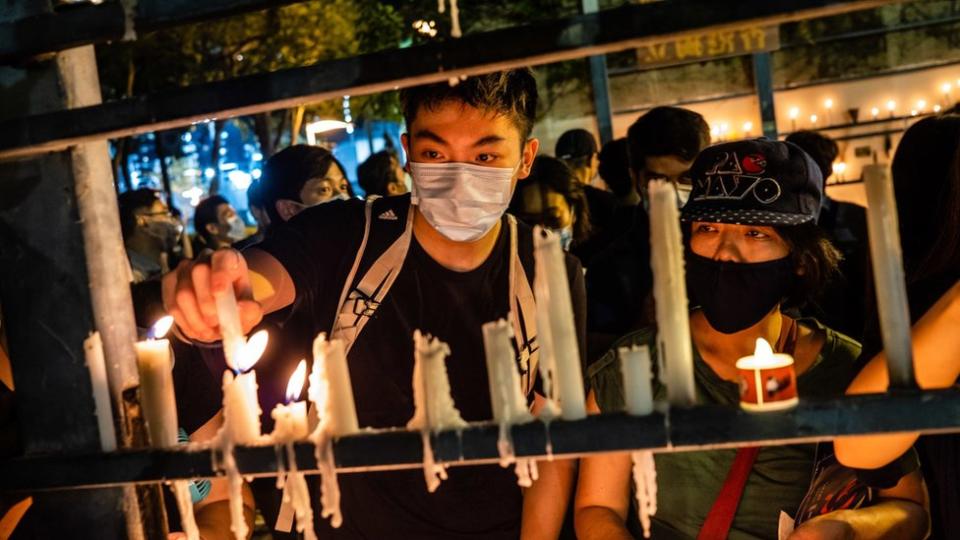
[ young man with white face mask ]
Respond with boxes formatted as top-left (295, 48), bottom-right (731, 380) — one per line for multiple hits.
top-left (162, 69), bottom-right (586, 540)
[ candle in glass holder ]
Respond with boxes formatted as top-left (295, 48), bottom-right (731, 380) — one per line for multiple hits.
top-left (135, 315), bottom-right (178, 447)
top-left (735, 337), bottom-right (798, 412)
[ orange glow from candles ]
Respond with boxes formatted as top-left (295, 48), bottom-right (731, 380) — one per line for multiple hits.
top-left (150, 315), bottom-right (174, 340)
top-left (754, 337), bottom-right (774, 362)
top-left (285, 359), bottom-right (308, 403)
top-left (236, 330), bottom-right (268, 372)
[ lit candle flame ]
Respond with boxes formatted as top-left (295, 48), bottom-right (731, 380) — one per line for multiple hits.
top-left (754, 337), bottom-right (774, 363)
top-left (149, 315), bottom-right (174, 340)
top-left (236, 330), bottom-right (268, 373)
top-left (285, 359), bottom-right (308, 403)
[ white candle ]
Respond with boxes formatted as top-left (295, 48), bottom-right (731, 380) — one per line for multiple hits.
top-left (863, 164), bottom-right (916, 388)
top-left (135, 316), bottom-right (178, 447)
top-left (647, 180), bottom-right (696, 407)
top-left (271, 360), bottom-right (316, 540)
top-left (532, 227), bottom-right (587, 420)
top-left (215, 285), bottom-right (245, 372)
top-left (83, 331), bottom-right (116, 452)
top-left (272, 360), bottom-right (310, 443)
top-left (171, 480), bottom-right (200, 540)
top-left (482, 319), bottom-right (533, 425)
top-left (407, 331), bottom-right (466, 492)
top-left (310, 335), bottom-right (359, 437)
top-left (619, 345), bottom-right (654, 416)
top-left (222, 330), bottom-right (267, 445)
top-left (220, 329), bottom-right (268, 540)
top-left (482, 319), bottom-right (535, 482)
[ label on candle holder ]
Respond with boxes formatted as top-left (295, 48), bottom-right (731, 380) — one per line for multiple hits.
top-left (735, 339), bottom-right (798, 412)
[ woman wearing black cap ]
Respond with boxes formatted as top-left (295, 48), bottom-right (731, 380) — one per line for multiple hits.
top-left (573, 140), bottom-right (928, 540)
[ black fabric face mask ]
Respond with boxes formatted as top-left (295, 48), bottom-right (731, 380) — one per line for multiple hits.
top-left (685, 252), bottom-right (795, 334)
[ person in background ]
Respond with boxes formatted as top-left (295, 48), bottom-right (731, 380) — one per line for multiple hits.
top-left (194, 195), bottom-right (248, 250)
top-left (556, 128), bottom-right (616, 264)
top-left (241, 180), bottom-right (269, 248)
top-left (257, 145), bottom-right (353, 235)
top-left (162, 69), bottom-right (585, 540)
top-left (357, 150), bottom-right (408, 198)
top-left (834, 114), bottom-right (960, 540)
top-left (785, 130), bottom-right (868, 341)
top-left (509, 155), bottom-right (591, 252)
top-left (575, 139), bottom-right (928, 540)
top-left (598, 138), bottom-right (640, 209)
top-left (118, 188), bottom-right (182, 283)
top-left (584, 107), bottom-right (710, 361)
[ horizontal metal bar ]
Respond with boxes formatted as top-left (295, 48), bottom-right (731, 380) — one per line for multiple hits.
top-left (0, 0), bottom-right (896, 161)
top-left (0, 0), bottom-right (307, 64)
top-left (3, 388), bottom-right (959, 493)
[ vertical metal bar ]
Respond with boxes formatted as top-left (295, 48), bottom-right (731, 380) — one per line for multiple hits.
top-left (582, 0), bottom-right (614, 144)
top-left (752, 52), bottom-right (778, 139)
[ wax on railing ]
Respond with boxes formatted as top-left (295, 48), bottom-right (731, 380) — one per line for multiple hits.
top-left (407, 331), bottom-right (466, 492)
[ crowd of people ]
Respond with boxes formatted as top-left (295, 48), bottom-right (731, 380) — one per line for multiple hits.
top-left (3, 67), bottom-right (959, 540)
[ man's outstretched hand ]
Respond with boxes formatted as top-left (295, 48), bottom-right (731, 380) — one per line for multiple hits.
top-left (162, 248), bottom-right (263, 342)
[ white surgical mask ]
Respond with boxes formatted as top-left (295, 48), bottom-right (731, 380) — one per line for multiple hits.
top-left (409, 161), bottom-right (517, 242)
top-left (226, 215), bottom-right (247, 241)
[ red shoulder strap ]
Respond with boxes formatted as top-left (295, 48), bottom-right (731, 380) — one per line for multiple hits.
top-left (696, 446), bottom-right (761, 540)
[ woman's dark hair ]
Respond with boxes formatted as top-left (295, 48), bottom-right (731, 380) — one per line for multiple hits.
top-left (509, 156), bottom-right (591, 244)
top-left (259, 145), bottom-right (349, 226)
top-left (891, 114), bottom-right (960, 289)
top-left (775, 223), bottom-right (843, 308)
top-left (785, 131), bottom-right (839, 181)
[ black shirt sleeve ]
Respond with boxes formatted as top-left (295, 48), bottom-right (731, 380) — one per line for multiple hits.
top-left (854, 447), bottom-right (922, 489)
top-left (253, 199), bottom-right (367, 317)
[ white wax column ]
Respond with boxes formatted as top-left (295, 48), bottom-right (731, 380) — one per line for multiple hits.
top-left (135, 339), bottom-right (179, 447)
top-left (482, 319), bottom-right (533, 424)
top-left (271, 402), bottom-right (309, 442)
top-left (619, 345), bottom-right (654, 416)
top-left (647, 180), bottom-right (696, 407)
top-left (223, 370), bottom-right (262, 444)
top-left (215, 287), bottom-right (245, 371)
top-left (407, 331), bottom-right (467, 431)
top-left (83, 332), bottom-right (117, 452)
top-left (310, 335), bottom-right (359, 437)
top-left (532, 227), bottom-right (587, 420)
top-left (863, 164), bottom-right (916, 388)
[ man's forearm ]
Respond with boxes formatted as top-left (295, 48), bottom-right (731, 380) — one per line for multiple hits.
top-left (194, 500), bottom-right (255, 540)
top-left (574, 506), bottom-right (633, 540)
top-left (815, 500), bottom-right (928, 540)
top-left (521, 458), bottom-right (576, 540)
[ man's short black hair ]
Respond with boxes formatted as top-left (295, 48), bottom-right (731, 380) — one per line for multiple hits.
top-left (194, 195), bottom-right (230, 246)
top-left (785, 131), bottom-right (839, 181)
top-left (598, 138), bottom-right (632, 198)
top-left (117, 188), bottom-right (162, 242)
top-left (627, 106), bottom-right (710, 173)
top-left (400, 69), bottom-right (539, 140)
top-left (260, 145), bottom-right (345, 225)
top-left (357, 151), bottom-right (398, 197)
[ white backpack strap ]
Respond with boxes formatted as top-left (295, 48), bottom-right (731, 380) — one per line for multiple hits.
top-left (332, 201), bottom-right (415, 353)
top-left (331, 200), bottom-right (375, 337)
top-left (507, 215), bottom-right (539, 396)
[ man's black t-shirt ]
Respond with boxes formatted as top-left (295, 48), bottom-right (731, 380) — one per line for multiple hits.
top-left (257, 195), bottom-right (586, 539)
